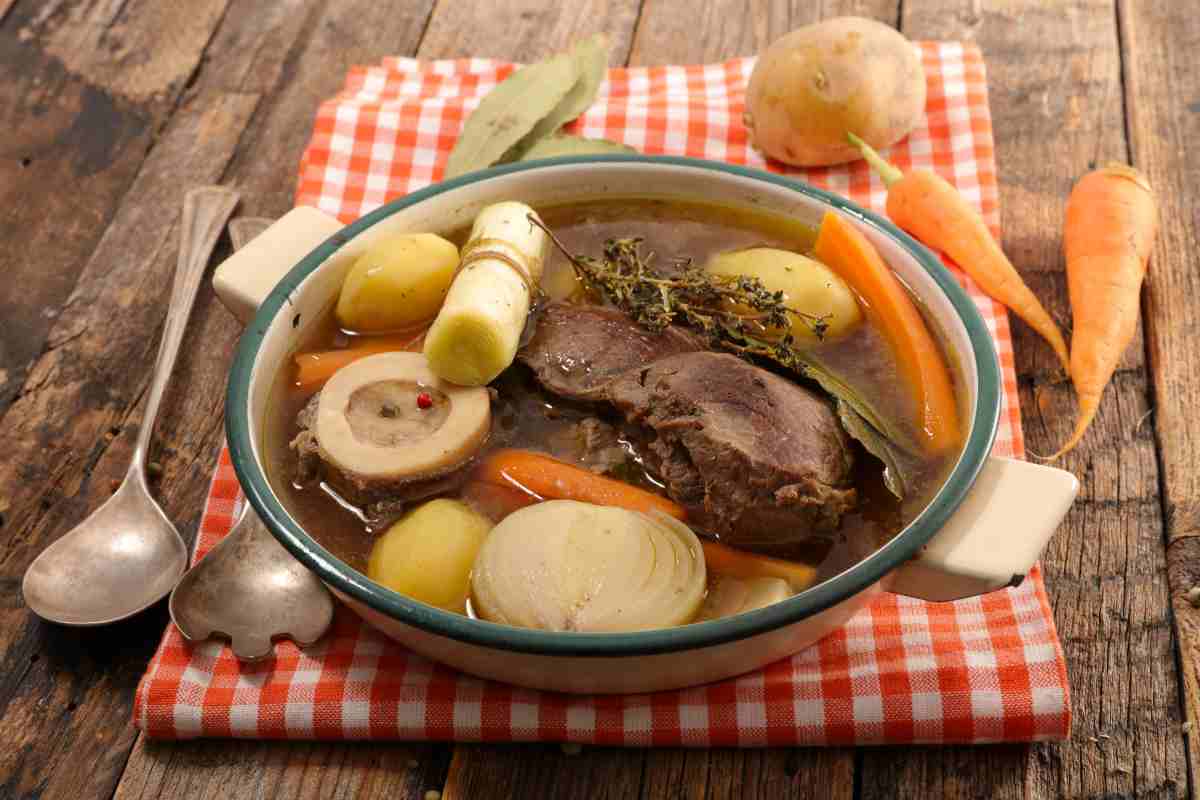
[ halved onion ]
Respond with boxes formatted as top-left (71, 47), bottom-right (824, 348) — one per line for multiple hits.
top-left (470, 500), bottom-right (706, 632)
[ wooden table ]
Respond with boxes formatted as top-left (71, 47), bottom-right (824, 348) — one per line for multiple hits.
top-left (1, 0), bottom-right (1195, 797)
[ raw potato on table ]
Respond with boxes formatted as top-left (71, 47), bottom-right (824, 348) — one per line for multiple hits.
top-left (744, 16), bottom-right (926, 167)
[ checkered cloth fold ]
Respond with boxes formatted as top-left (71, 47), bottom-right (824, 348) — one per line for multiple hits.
top-left (134, 42), bottom-right (1070, 744)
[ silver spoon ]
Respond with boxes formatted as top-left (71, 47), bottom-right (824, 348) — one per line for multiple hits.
top-left (22, 186), bottom-right (240, 626)
top-left (168, 216), bottom-right (334, 661)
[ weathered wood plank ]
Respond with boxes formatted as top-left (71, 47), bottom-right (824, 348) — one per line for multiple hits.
top-left (1119, 0), bottom-right (1200, 788)
top-left (446, 737), bottom-right (856, 800)
top-left (112, 738), bottom-right (451, 800)
top-left (859, 1), bottom-right (1188, 798)
top-left (102, 2), bottom-right (464, 798)
top-left (417, 0), bottom-right (640, 66)
top-left (1, 3), bottom-right (1184, 800)
top-left (0, 90), bottom-right (261, 800)
top-left (0, 0), bottom-right (231, 410)
top-left (444, 745), bottom-right (651, 800)
top-left (0, 1), bottom-right (434, 798)
top-left (643, 748), bottom-right (855, 800)
top-left (629, 0), bottom-right (898, 64)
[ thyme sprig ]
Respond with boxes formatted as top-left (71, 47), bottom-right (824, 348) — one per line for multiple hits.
top-left (530, 215), bottom-right (828, 374)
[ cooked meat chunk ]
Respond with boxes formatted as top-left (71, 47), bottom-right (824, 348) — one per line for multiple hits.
top-left (518, 303), bottom-right (704, 402)
top-left (574, 417), bottom-right (628, 474)
top-left (606, 352), bottom-right (856, 549)
top-left (291, 394), bottom-right (322, 483)
top-left (544, 416), bottom-right (631, 474)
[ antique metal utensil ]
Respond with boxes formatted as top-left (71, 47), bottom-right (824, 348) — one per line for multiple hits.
top-left (167, 216), bottom-right (334, 660)
top-left (23, 186), bottom-right (240, 626)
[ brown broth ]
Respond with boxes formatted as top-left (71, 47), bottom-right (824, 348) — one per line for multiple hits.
top-left (263, 198), bottom-right (964, 585)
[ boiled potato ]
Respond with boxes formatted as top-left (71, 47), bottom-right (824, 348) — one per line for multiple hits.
top-left (707, 247), bottom-right (862, 342)
top-left (367, 498), bottom-right (491, 613)
top-left (336, 233), bottom-right (459, 332)
top-left (744, 17), bottom-right (925, 167)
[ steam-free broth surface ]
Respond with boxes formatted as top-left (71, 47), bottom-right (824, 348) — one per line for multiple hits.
top-left (264, 198), bottom-right (964, 603)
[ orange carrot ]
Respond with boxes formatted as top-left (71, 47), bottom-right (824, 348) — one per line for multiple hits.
top-left (849, 133), bottom-right (1070, 371)
top-left (698, 539), bottom-right (818, 591)
top-left (475, 449), bottom-right (687, 520)
top-left (1050, 163), bottom-right (1157, 457)
top-left (293, 330), bottom-right (425, 393)
top-left (813, 210), bottom-right (961, 455)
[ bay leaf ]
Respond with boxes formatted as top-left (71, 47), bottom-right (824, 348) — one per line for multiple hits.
top-left (511, 33), bottom-right (611, 158)
top-left (444, 52), bottom-right (579, 179)
top-left (835, 400), bottom-right (922, 500)
top-left (518, 134), bottom-right (636, 161)
top-left (794, 351), bottom-right (911, 450)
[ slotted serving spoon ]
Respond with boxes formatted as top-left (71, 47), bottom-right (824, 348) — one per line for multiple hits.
top-left (23, 187), bottom-right (240, 626)
top-left (167, 216), bottom-right (334, 660)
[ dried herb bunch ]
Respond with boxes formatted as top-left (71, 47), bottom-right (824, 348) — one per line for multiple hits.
top-left (530, 215), bottom-right (828, 373)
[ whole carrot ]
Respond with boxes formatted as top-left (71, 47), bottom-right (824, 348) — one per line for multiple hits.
top-left (849, 133), bottom-right (1070, 371)
top-left (1050, 163), bottom-right (1157, 457)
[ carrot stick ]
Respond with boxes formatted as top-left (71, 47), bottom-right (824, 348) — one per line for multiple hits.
top-left (475, 449), bottom-right (687, 520)
top-left (698, 539), bottom-right (818, 591)
top-left (293, 330), bottom-right (425, 393)
top-left (813, 210), bottom-right (961, 455)
top-left (849, 133), bottom-right (1070, 371)
top-left (1049, 163), bottom-right (1157, 457)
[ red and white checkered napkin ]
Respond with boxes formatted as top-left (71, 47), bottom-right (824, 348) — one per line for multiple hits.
top-left (135, 42), bottom-right (1070, 744)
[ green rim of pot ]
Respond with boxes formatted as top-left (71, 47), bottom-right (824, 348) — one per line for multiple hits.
top-left (227, 155), bottom-right (1000, 657)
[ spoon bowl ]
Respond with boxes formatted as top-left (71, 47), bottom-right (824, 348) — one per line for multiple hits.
top-left (23, 469), bottom-right (189, 626)
top-left (21, 186), bottom-right (239, 627)
top-left (169, 507), bottom-right (334, 660)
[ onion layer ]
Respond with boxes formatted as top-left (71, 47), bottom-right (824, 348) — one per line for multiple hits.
top-left (695, 575), bottom-right (792, 622)
top-left (470, 500), bottom-right (706, 632)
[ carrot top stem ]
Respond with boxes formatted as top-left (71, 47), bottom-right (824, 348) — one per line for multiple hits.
top-left (1098, 161), bottom-right (1154, 192)
top-left (847, 133), bottom-right (903, 186)
top-left (847, 129), bottom-right (1071, 373)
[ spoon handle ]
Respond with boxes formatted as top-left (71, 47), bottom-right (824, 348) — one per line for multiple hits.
top-left (227, 217), bottom-right (275, 251)
top-left (130, 187), bottom-right (240, 470)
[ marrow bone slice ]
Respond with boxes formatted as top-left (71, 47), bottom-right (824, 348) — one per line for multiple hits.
top-left (314, 352), bottom-right (491, 496)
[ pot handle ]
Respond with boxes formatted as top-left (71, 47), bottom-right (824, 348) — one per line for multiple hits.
top-left (890, 456), bottom-right (1078, 602)
top-left (212, 206), bottom-right (344, 323)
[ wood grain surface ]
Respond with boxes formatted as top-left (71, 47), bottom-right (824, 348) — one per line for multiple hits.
top-left (1118, 0), bottom-right (1200, 790)
top-left (0, 0), bottom-right (1194, 797)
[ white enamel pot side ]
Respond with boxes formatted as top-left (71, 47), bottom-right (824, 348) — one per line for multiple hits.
top-left (213, 158), bottom-right (1077, 692)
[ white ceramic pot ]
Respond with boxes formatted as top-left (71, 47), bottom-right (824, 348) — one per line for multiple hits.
top-left (214, 156), bottom-right (1077, 693)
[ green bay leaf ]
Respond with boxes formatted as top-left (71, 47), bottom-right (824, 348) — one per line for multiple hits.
top-left (794, 351), bottom-right (905, 445)
top-left (512, 33), bottom-right (610, 158)
top-left (444, 52), bottom-right (579, 179)
top-left (519, 134), bottom-right (636, 161)
top-left (835, 400), bottom-right (921, 500)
